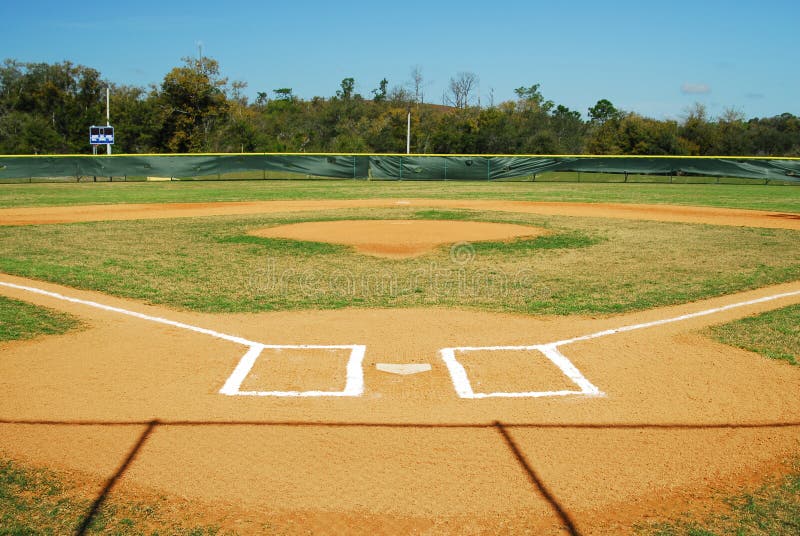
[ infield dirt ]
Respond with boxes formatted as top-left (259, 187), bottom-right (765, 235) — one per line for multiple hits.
top-left (249, 219), bottom-right (548, 258)
top-left (1, 199), bottom-right (799, 534)
top-left (1, 273), bottom-right (799, 534)
top-left (2, 198), bottom-right (800, 229)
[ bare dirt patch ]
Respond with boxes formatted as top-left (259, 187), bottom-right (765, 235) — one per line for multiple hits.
top-left (249, 219), bottom-right (547, 258)
top-left (2, 199), bottom-right (800, 230)
top-left (1, 274), bottom-right (799, 533)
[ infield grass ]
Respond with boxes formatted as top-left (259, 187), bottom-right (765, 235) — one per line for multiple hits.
top-left (0, 180), bottom-right (799, 212)
top-left (709, 304), bottom-right (800, 365)
top-left (0, 208), bottom-right (797, 315)
top-left (0, 457), bottom-right (221, 535)
top-left (0, 295), bottom-right (80, 342)
top-left (638, 460), bottom-right (800, 536)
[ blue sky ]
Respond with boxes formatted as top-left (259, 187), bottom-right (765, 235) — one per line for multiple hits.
top-left (1, 0), bottom-right (796, 120)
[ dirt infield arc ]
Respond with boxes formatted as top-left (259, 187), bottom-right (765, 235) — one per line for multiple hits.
top-left (1, 272), bottom-right (800, 534)
top-left (2, 198), bottom-right (800, 229)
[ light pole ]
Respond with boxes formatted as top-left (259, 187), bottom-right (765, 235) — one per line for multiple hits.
top-left (106, 87), bottom-right (111, 155)
top-left (406, 107), bottom-right (411, 155)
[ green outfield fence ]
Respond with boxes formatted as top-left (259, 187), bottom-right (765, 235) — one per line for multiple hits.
top-left (1, 154), bottom-right (799, 184)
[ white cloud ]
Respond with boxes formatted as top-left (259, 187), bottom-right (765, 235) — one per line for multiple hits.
top-left (681, 83), bottom-right (711, 95)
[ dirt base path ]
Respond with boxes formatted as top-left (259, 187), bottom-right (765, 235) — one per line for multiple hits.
top-left (1, 198), bottom-right (800, 229)
top-left (2, 274), bottom-right (799, 534)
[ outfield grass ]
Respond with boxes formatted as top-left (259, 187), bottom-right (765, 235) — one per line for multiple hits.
top-left (0, 180), bottom-right (799, 212)
top-left (0, 295), bottom-right (80, 342)
top-left (710, 304), bottom-right (800, 365)
top-left (0, 208), bottom-right (797, 315)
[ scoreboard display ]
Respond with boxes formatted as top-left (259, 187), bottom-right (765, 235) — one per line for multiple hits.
top-left (90, 126), bottom-right (114, 145)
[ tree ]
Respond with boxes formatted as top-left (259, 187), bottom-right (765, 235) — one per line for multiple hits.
top-left (588, 99), bottom-right (619, 124)
top-left (273, 88), bottom-right (294, 101)
top-left (715, 107), bottom-right (748, 155)
top-left (154, 56), bottom-right (229, 152)
top-left (444, 72), bottom-right (478, 109)
top-left (336, 77), bottom-right (356, 100)
top-left (551, 104), bottom-right (585, 153)
top-left (514, 84), bottom-right (553, 113)
top-left (680, 102), bottom-right (716, 155)
top-left (588, 113), bottom-right (691, 155)
top-left (372, 78), bottom-right (388, 102)
top-left (410, 66), bottom-right (424, 104)
top-left (0, 60), bottom-right (106, 153)
top-left (108, 83), bottom-right (159, 153)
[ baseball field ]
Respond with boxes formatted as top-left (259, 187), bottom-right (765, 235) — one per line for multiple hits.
top-left (1, 180), bottom-right (799, 535)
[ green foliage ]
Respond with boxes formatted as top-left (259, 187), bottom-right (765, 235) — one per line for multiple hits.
top-left (1, 55), bottom-right (799, 156)
top-left (588, 99), bottom-right (620, 124)
top-left (0, 59), bottom-right (106, 153)
top-left (154, 57), bottom-right (230, 152)
top-left (587, 113), bottom-right (694, 155)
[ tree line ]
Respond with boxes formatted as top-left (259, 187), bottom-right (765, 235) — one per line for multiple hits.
top-left (1, 57), bottom-right (799, 156)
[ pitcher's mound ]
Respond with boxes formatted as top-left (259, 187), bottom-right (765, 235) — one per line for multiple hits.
top-left (249, 219), bottom-right (547, 258)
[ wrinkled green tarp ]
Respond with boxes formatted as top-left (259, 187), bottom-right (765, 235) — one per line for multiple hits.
top-left (1, 154), bottom-right (798, 182)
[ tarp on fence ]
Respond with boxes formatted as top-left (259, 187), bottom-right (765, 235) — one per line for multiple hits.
top-left (0, 154), bottom-right (798, 183)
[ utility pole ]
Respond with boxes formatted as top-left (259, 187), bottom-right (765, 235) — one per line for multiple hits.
top-left (106, 87), bottom-right (111, 155)
top-left (406, 108), bottom-right (411, 154)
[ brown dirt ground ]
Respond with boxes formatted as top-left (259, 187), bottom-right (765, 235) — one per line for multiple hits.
top-left (249, 219), bottom-right (547, 258)
top-left (1, 200), bottom-right (800, 534)
top-left (1, 198), bottom-right (800, 229)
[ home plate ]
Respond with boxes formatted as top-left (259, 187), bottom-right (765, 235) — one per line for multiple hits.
top-left (376, 363), bottom-right (432, 375)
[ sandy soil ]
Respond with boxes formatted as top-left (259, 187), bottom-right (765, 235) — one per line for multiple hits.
top-left (1, 272), bottom-right (799, 534)
top-left (1, 198), bottom-right (800, 229)
top-left (1, 198), bottom-right (800, 533)
top-left (249, 219), bottom-right (547, 258)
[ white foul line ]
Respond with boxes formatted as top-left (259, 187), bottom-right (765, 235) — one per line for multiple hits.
top-left (0, 281), bottom-right (259, 347)
top-left (440, 288), bottom-right (800, 399)
top-left (3, 280), bottom-right (799, 401)
top-left (551, 289), bottom-right (800, 347)
top-left (0, 281), bottom-right (366, 398)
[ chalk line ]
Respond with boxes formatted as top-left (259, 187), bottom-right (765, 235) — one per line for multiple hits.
top-left (0, 281), bottom-right (259, 347)
top-left (440, 288), bottom-right (800, 399)
top-left (0, 281), bottom-right (366, 398)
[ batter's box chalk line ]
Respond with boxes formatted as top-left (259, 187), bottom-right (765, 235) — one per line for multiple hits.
top-left (219, 344), bottom-right (367, 397)
top-left (2, 281), bottom-right (799, 399)
top-left (440, 344), bottom-right (603, 399)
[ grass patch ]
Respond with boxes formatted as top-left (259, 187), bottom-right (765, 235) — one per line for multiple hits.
top-left (472, 231), bottom-right (602, 255)
top-left (0, 295), bottom-right (80, 342)
top-left (0, 208), bottom-right (797, 315)
top-left (638, 460), bottom-right (800, 535)
top-left (709, 304), bottom-right (800, 365)
top-left (216, 234), bottom-right (346, 255)
top-left (0, 181), bottom-right (799, 212)
top-left (0, 457), bottom-right (222, 534)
